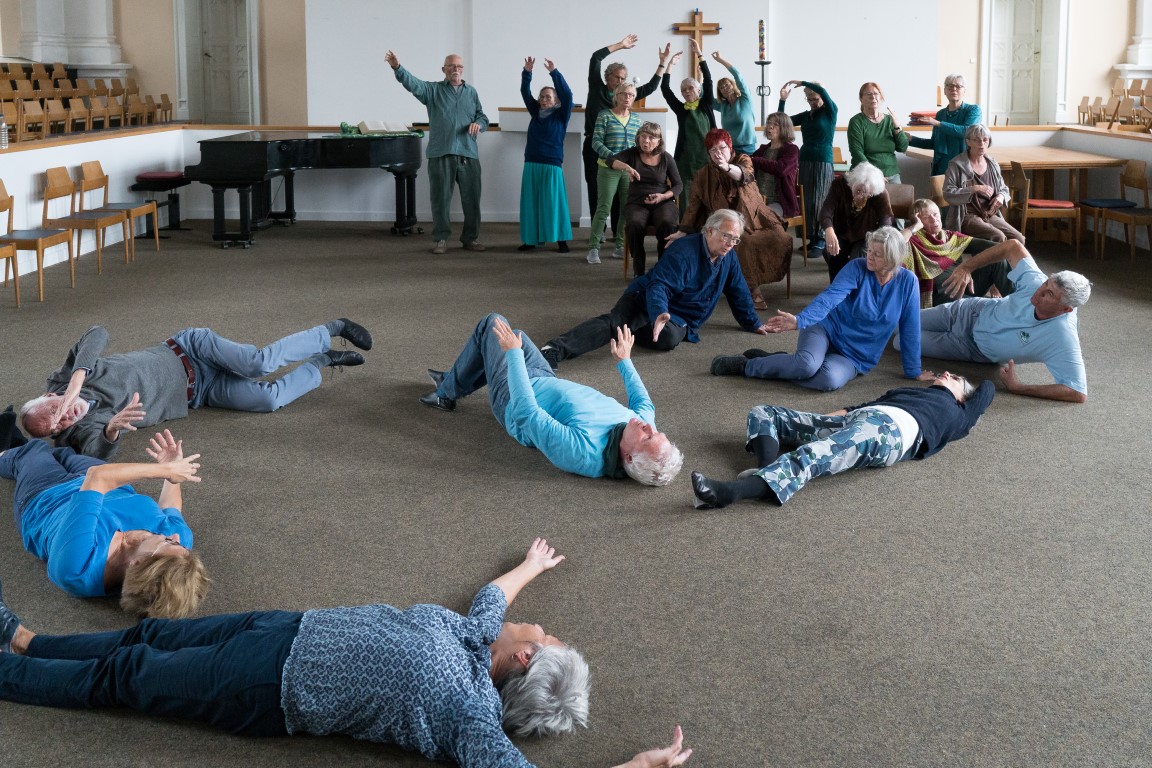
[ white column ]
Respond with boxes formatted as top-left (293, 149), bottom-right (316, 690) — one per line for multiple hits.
top-left (16, 0), bottom-right (131, 77)
top-left (1126, 0), bottom-right (1152, 66)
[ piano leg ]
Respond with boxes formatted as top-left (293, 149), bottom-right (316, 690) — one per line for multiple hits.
top-left (390, 171), bottom-right (422, 236)
top-left (209, 185), bottom-right (255, 247)
top-left (266, 172), bottom-right (297, 226)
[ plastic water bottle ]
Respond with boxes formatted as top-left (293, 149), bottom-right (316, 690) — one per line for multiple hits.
top-left (0, 118), bottom-right (8, 150)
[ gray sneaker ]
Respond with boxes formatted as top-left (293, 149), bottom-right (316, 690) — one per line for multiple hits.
top-left (586, 248), bottom-right (601, 264)
top-left (463, 241), bottom-right (486, 252)
top-left (610, 246), bottom-right (625, 259)
top-left (430, 240), bottom-right (447, 254)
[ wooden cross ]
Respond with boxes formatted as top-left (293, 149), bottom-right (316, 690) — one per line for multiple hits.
top-left (672, 9), bottom-right (721, 83)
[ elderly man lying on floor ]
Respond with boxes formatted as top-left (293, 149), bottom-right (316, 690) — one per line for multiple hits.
top-left (691, 372), bottom-right (994, 508)
top-left (421, 313), bottom-right (683, 486)
top-left (0, 538), bottom-right (693, 768)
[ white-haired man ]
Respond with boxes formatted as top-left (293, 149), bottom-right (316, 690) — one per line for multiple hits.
top-left (902, 240), bottom-right (1090, 403)
top-left (421, 314), bottom-right (683, 486)
top-left (20, 320), bottom-right (372, 458)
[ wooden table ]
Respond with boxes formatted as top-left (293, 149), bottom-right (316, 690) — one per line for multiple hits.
top-left (909, 146), bottom-right (1125, 199)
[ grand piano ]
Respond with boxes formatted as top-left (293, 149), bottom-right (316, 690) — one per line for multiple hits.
top-left (184, 130), bottom-right (423, 247)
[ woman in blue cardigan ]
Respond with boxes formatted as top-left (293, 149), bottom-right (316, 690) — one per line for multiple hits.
top-left (519, 57), bottom-right (574, 253)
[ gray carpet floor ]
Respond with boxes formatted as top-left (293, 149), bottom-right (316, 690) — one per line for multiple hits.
top-left (0, 219), bottom-right (1149, 767)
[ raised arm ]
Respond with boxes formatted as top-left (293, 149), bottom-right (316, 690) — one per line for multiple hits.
top-left (940, 240), bottom-right (1030, 298)
top-left (146, 429), bottom-right (191, 511)
top-left (489, 538), bottom-right (564, 609)
top-left (80, 453), bottom-right (201, 495)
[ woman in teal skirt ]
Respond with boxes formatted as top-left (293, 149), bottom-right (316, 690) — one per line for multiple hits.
top-left (519, 56), bottom-right (574, 253)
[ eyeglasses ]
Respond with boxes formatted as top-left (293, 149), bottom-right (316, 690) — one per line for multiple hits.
top-left (145, 535), bottom-right (183, 558)
top-left (712, 230), bottom-right (741, 245)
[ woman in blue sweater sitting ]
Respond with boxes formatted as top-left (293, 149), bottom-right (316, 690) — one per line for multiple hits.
top-left (518, 57), bottom-right (574, 253)
top-left (709, 226), bottom-right (926, 392)
top-left (690, 371), bottom-right (994, 508)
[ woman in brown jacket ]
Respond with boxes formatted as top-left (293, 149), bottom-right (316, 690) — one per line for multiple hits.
top-left (667, 128), bottom-right (793, 310)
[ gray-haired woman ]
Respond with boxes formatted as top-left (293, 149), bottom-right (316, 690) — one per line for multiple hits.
top-left (943, 123), bottom-right (1024, 244)
top-left (0, 539), bottom-right (693, 766)
top-left (661, 38), bottom-right (716, 213)
top-left (819, 161), bottom-right (894, 280)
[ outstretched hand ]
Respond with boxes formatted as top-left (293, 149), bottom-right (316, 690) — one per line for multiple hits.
top-left (658, 43), bottom-right (671, 66)
top-left (146, 429), bottom-right (183, 464)
top-left (620, 726), bottom-right (693, 768)
top-left (385, 50), bottom-right (399, 70)
top-left (524, 537), bottom-right (565, 572)
top-left (106, 392), bottom-right (146, 438)
top-left (763, 310), bottom-right (798, 333)
top-left (610, 325), bottom-right (635, 361)
top-left (524, 56), bottom-right (535, 72)
top-left (689, 38), bottom-right (701, 56)
top-left (544, 58), bottom-right (556, 72)
top-left (651, 312), bottom-right (671, 342)
top-left (618, 34), bottom-right (639, 50)
top-left (492, 317), bottom-right (524, 351)
top-left (162, 452), bottom-right (202, 485)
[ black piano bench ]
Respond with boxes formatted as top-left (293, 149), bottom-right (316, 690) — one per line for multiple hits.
top-left (130, 171), bottom-right (192, 236)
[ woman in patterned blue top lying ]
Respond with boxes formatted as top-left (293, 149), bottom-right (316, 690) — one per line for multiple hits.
top-left (0, 539), bottom-right (692, 768)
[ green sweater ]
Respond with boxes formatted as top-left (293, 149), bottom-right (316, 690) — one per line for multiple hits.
top-left (847, 112), bottom-right (909, 178)
top-left (780, 81), bottom-right (837, 164)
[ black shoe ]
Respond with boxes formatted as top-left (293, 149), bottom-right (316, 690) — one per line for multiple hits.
top-left (743, 349), bottom-right (785, 360)
top-left (557, 241), bottom-right (570, 253)
top-left (321, 351), bottom-right (365, 368)
top-left (427, 369), bottom-right (446, 387)
top-left (0, 406), bottom-right (27, 452)
top-left (540, 346), bottom-right (561, 372)
top-left (517, 243), bottom-right (536, 251)
top-left (0, 577), bottom-right (22, 653)
top-left (691, 471), bottom-right (729, 510)
top-left (710, 355), bottom-right (747, 376)
top-left (335, 318), bottom-right (373, 351)
top-left (420, 392), bottom-right (456, 412)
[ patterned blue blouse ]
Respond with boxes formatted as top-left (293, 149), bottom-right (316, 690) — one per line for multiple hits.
top-left (281, 584), bottom-right (533, 767)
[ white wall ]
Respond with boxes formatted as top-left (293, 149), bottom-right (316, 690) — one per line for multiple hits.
top-left (306, 0), bottom-right (940, 127)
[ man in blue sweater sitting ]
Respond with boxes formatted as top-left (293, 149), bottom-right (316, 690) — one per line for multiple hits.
top-left (691, 372), bottom-right (993, 508)
top-left (420, 314), bottom-right (682, 486)
top-left (538, 209), bottom-right (770, 369)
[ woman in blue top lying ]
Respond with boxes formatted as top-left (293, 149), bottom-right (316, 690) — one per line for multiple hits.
top-left (709, 226), bottom-right (927, 392)
top-left (0, 417), bottom-right (207, 618)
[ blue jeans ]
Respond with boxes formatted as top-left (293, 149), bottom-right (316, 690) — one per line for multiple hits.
top-left (743, 324), bottom-right (859, 391)
top-left (0, 610), bottom-right (301, 736)
top-left (174, 326), bottom-right (330, 412)
top-left (746, 405), bottom-right (906, 504)
top-left (437, 313), bottom-right (556, 429)
top-left (0, 441), bottom-right (104, 531)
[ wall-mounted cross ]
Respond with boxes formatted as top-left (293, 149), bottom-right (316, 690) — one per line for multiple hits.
top-left (672, 9), bottom-right (721, 83)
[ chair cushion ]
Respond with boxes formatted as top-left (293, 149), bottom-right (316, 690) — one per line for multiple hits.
top-left (1027, 199), bottom-right (1076, 209)
top-left (1080, 198), bottom-right (1137, 209)
top-left (1107, 207), bottom-right (1152, 217)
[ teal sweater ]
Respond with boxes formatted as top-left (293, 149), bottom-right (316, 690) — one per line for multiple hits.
top-left (781, 81), bottom-right (837, 164)
top-left (393, 66), bottom-right (489, 159)
top-left (716, 66), bottom-right (757, 153)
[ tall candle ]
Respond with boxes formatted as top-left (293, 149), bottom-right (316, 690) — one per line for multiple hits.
top-left (758, 19), bottom-right (765, 61)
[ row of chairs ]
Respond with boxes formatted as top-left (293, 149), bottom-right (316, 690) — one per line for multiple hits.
top-left (0, 161), bottom-right (160, 308)
top-left (1111, 77), bottom-right (1147, 99)
top-left (1078, 95), bottom-right (1152, 127)
top-left (0, 62), bottom-right (68, 82)
top-left (1, 76), bottom-right (142, 103)
top-left (1, 93), bottom-right (174, 142)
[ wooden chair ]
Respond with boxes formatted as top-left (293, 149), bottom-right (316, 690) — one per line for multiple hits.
top-left (0, 80), bottom-right (14, 102)
top-left (73, 79), bottom-right (93, 100)
top-left (65, 96), bottom-right (91, 132)
top-left (144, 95), bottom-right (160, 124)
top-left (42, 166), bottom-right (130, 273)
top-left (0, 242), bottom-right (17, 307)
top-left (49, 63), bottom-right (68, 81)
top-left (43, 99), bottom-right (70, 134)
top-left (78, 160), bottom-right (159, 261)
top-left (124, 93), bottom-right (150, 125)
top-left (29, 63), bottom-right (49, 82)
top-left (158, 93), bottom-right (174, 122)
top-left (1112, 77), bottom-right (1127, 97)
top-left (929, 175), bottom-right (949, 211)
top-left (1090, 96), bottom-right (1104, 123)
top-left (94, 95), bottom-right (124, 128)
top-left (109, 78), bottom-right (124, 98)
top-left (12, 79), bottom-right (36, 104)
top-left (1078, 159), bottom-right (1142, 257)
top-left (0, 102), bottom-right (17, 136)
top-left (0, 178), bottom-right (75, 303)
top-left (1007, 161), bottom-right (1080, 258)
top-left (884, 182), bottom-right (915, 224)
top-left (54, 78), bottom-right (74, 100)
top-left (86, 94), bottom-right (110, 130)
top-left (18, 100), bottom-right (46, 141)
top-left (125, 77), bottom-right (140, 96)
top-left (1077, 96), bottom-right (1091, 125)
top-left (91, 79), bottom-right (109, 98)
top-left (1100, 161), bottom-right (1152, 262)
top-left (781, 184), bottom-right (808, 268)
top-left (832, 146), bottom-right (844, 164)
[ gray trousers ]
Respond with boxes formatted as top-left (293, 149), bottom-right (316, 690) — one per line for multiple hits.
top-left (427, 155), bottom-right (482, 243)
